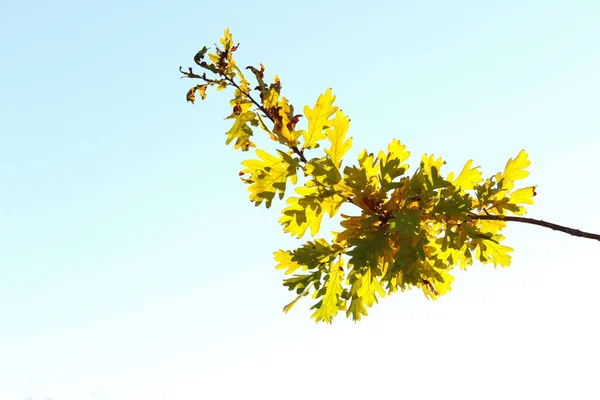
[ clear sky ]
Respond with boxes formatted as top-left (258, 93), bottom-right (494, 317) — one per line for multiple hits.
top-left (1, 0), bottom-right (599, 399)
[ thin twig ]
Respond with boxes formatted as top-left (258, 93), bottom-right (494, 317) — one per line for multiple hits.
top-left (223, 75), bottom-right (309, 164)
top-left (223, 76), bottom-right (272, 123)
top-left (470, 214), bottom-right (600, 241)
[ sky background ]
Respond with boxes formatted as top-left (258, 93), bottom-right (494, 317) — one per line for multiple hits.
top-left (1, 0), bottom-right (599, 399)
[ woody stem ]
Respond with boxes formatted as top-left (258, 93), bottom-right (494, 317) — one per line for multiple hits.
top-left (469, 214), bottom-right (600, 241)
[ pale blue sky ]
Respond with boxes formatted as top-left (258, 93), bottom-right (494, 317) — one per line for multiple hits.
top-left (1, 1), bottom-right (599, 399)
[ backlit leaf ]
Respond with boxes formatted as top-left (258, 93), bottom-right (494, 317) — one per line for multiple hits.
top-left (283, 288), bottom-right (310, 314)
top-left (324, 111), bottom-right (352, 168)
top-left (279, 183), bottom-right (345, 238)
top-left (303, 88), bottom-right (338, 149)
top-left (225, 110), bottom-right (257, 151)
top-left (274, 250), bottom-right (305, 275)
top-left (241, 149), bottom-right (298, 207)
top-left (379, 139), bottom-right (410, 190)
top-left (449, 159), bottom-right (483, 191)
top-left (477, 237), bottom-right (513, 267)
top-left (356, 268), bottom-right (386, 307)
top-left (311, 257), bottom-right (345, 323)
top-left (432, 270), bottom-right (455, 296)
top-left (502, 150), bottom-right (530, 191)
top-left (508, 186), bottom-right (537, 214)
top-left (186, 84), bottom-right (209, 104)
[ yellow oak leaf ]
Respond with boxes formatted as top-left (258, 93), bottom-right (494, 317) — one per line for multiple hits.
top-left (302, 88), bottom-right (338, 149)
top-left (324, 111), bottom-right (352, 168)
top-left (279, 183), bottom-right (345, 238)
top-left (241, 149), bottom-right (297, 207)
top-left (502, 150), bottom-right (530, 191)
top-left (311, 258), bottom-right (345, 323)
top-left (448, 159), bottom-right (483, 191)
top-left (274, 250), bottom-right (305, 275)
top-left (225, 111), bottom-right (257, 151)
top-left (478, 238), bottom-right (513, 267)
top-left (356, 268), bottom-right (386, 307)
top-left (508, 186), bottom-right (537, 215)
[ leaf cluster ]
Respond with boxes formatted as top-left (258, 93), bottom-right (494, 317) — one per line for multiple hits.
top-left (181, 30), bottom-right (537, 323)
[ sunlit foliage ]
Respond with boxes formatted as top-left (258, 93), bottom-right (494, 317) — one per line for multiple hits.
top-left (181, 29), bottom-right (538, 323)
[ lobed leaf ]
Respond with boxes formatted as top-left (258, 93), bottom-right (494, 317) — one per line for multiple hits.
top-left (279, 183), bottom-right (345, 238)
top-left (448, 159), bottom-right (483, 191)
top-left (507, 186), bottom-right (537, 215)
top-left (356, 269), bottom-right (386, 308)
top-left (378, 139), bottom-right (410, 191)
top-left (241, 149), bottom-right (298, 207)
top-left (502, 150), bottom-right (530, 191)
top-left (274, 250), bottom-right (305, 275)
top-left (476, 237), bottom-right (513, 267)
top-left (311, 257), bottom-right (345, 323)
top-left (225, 110), bottom-right (257, 151)
top-left (302, 88), bottom-right (338, 149)
top-left (324, 111), bottom-right (352, 168)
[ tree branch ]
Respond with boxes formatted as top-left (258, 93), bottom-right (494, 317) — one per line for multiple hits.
top-left (470, 214), bottom-right (600, 241)
top-left (223, 75), bottom-right (309, 164)
top-left (223, 75), bottom-right (273, 123)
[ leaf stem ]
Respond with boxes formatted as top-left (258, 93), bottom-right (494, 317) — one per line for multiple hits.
top-left (223, 76), bottom-right (272, 122)
top-left (470, 214), bottom-right (600, 241)
top-left (223, 75), bottom-right (309, 164)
